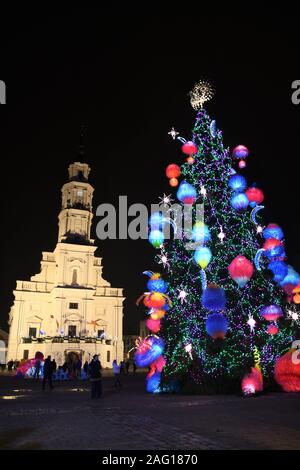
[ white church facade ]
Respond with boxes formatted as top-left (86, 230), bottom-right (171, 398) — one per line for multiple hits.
top-left (7, 162), bottom-right (124, 367)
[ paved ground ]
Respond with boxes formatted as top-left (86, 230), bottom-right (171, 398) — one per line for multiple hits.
top-left (1, 372), bottom-right (300, 450)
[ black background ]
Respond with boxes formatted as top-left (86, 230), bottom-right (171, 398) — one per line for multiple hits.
top-left (0, 12), bottom-right (299, 334)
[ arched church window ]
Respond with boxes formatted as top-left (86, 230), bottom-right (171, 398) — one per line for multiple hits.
top-left (72, 269), bottom-right (78, 285)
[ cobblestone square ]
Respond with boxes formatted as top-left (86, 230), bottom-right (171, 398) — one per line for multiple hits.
top-left (1, 372), bottom-right (300, 450)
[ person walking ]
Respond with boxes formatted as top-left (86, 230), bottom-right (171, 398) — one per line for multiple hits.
top-left (89, 355), bottom-right (102, 399)
top-left (42, 356), bottom-right (54, 390)
top-left (76, 358), bottom-right (82, 379)
top-left (34, 358), bottom-right (41, 380)
top-left (112, 360), bottom-right (122, 388)
top-left (7, 360), bottom-right (14, 372)
top-left (51, 359), bottom-right (57, 373)
top-left (83, 360), bottom-right (89, 376)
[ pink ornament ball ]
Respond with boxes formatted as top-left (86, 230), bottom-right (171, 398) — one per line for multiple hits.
top-left (232, 145), bottom-right (249, 160)
top-left (181, 141), bottom-right (198, 156)
top-left (239, 160), bottom-right (246, 169)
top-left (267, 324), bottom-right (279, 335)
top-left (146, 318), bottom-right (161, 333)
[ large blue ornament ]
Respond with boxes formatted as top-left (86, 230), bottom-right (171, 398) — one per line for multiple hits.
top-left (177, 181), bottom-right (197, 205)
top-left (146, 372), bottom-right (161, 393)
top-left (230, 193), bottom-right (249, 212)
top-left (205, 313), bottom-right (229, 339)
top-left (192, 222), bottom-right (211, 244)
top-left (201, 286), bottom-right (226, 311)
top-left (268, 261), bottom-right (288, 283)
top-left (228, 174), bottom-right (247, 193)
top-left (147, 278), bottom-right (168, 293)
top-left (265, 244), bottom-right (285, 260)
top-left (149, 212), bottom-right (164, 230)
top-left (263, 224), bottom-right (284, 241)
top-left (135, 336), bottom-right (165, 368)
top-left (280, 266), bottom-right (300, 289)
top-left (149, 230), bottom-right (164, 248)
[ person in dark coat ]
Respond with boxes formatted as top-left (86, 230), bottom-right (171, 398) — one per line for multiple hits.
top-left (42, 356), bottom-right (54, 390)
top-left (83, 360), bottom-right (89, 375)
top-left (125, 359), bottom-right (130, 375)
top-left (89, 355), bottom-right (102, 398)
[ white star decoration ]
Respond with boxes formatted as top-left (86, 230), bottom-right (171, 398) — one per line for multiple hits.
top-left (256, 225), bottom-right (264, 234)
top-left (159, 193), bottom-right (174, 207)
top-left (288, 310), bottom-right (299, 321)
top-left (158, 252), bottom-right (169, 269)
top-left (184, 343), bottom-right (193, 359)
top-left (168, 127), bottom-right (179, 140)
top-left (247, 314), bottom-right (256, 332)
top-left (178, 289), bottom-right (188, 304)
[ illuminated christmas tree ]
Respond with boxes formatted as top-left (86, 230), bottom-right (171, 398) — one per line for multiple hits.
top-left (137, 81), bottom-right (300, 394)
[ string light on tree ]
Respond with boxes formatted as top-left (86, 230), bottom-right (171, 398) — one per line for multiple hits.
top-left (189, 80), bottom-right (214, 110)
top-left (158, 251), bottom-right (169, 269)
top-left (217, 225), bottom-right (226, 243)
top-left (168, 127), bottom-right (179, 140)
top-left (200, 185), bottom-right (207, 198)
top-left (256, 225), bottom-right (264, 234)
top-left (184, 343), bottom-right (193, 359)
top-left (247, 314), bottom-right (256, 333)
top-left (287, 309), bottom-right (299, 322)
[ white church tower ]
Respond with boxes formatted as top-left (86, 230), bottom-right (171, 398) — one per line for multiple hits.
top-left (7, 162), bottom-right (124, 367)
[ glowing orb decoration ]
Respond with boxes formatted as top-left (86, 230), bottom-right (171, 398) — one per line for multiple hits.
top-left (194, 247), bottom-right (212, 269)
top-left (149, 230), bottom-right (164, 248)
top-left (241, 367), bottom-right (263, 396)
top-left (181, 141), bottom-right (198, 156)
top-left (150, 309), bottom-right (166, 320)
top-left (146, 318), bottom-right (161, 333)
top-left (263, 223), bottom-right (284, 241)
top-left (135, 336), bottom-right (165, 368)
top-left (201, 284), bottom-right (226, 311)
top-left (147, 278), bottom-right (168, 293)
top-left (267, 261), bottom-right (288, 282)
top-left (228, 255), bottom-right (254, 288)
top-left (239, 160), bottom-right (246, 169)
top-left (205, 313), bottom-right (228, 339)
top-left (146, 371), bottom-right (161, 393)
top-left (232, 145), bottom-right (249, 160)
top-left (260, 304), bottom-right (283, 321)
top-left (189, 80), bottom-right (214, 110)
top-left (264, 239), bottom-right (285, 261)
top-left (177, 181), bottom-right (197, 205)
top-left (274, 348), bottom-right (300, 392)
top-left (186, 156), bottom-right (195, 165)
top-left (169, 177), bottom-right (178, 187)
top-left (228, 174), bottom-right (247, 193)
top-left (280, 266), bottom-right (300, 294)
top-left (143, 292), bottom-right (166, 309)
top-left (192, 222), bottom-right (211, 244)
top-left (166, 163), bottom-right (181, 179)
top-left (267, 324), bottom-right (279, 335)
top-left (245, 187), bottom-right (264, 206)
top-left (230, 193), bottom-right (249, 212)
top-left (292, 282), bottom-right (300, 304)
top-left (149, 212), bottom-right (164, 230)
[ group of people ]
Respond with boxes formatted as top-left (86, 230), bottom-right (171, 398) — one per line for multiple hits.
top-left (30, 355), bottom-right (136, 398)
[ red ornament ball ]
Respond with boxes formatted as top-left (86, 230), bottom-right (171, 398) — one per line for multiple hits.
top-left (274, 349), bottom-right (300, 392)
top-left (181, 141), bottom-right (198, 156)
top-left (169, 177), bottom-right (178, 187)
top-left (263, 238), bottom-right (282, 251)
top-left (245, 187), bottom-right (264, 205)
top-left (166, 164), bottom-right (180, 179)
top-left (267, 324), bottom-right (279, 335)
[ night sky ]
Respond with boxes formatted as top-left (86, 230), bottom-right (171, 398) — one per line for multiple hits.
top-left (0, 13), bottom-right (299, 334)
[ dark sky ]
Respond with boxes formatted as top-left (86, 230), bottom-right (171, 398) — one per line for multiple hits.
top-left (0, 13), bottom-right (299, 334)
